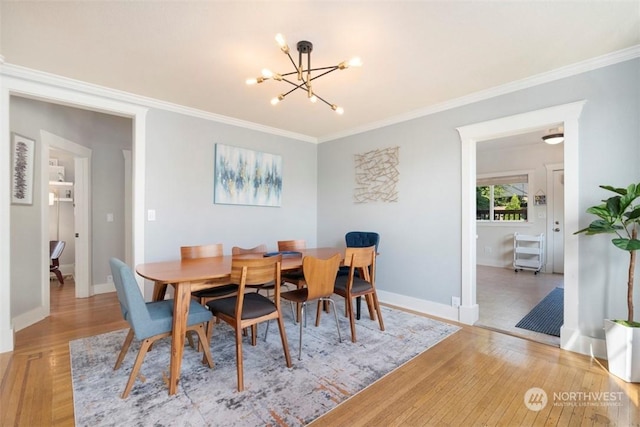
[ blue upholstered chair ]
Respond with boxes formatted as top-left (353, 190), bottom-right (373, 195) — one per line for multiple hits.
top-left (340, 232), bottom-right (380, 319)
top-left (109, 258), bottom-right (214, 398)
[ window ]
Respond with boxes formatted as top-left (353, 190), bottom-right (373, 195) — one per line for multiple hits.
top-left (477, 173), bottom-right (529, 222)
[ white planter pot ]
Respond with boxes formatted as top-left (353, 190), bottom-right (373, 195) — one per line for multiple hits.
top-left (604, 319), bottom-right (640, 383)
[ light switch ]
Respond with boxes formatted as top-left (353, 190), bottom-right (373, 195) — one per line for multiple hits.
top-left (106, 213), bottom-right (114, 222)
top-left (147, 209), bottom-right (156, 221)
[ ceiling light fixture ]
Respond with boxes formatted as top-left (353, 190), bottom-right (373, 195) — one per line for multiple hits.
top-left (246, 33), bottom-right (361, 114)
top-left (542, 132), bottom-right (564, 145)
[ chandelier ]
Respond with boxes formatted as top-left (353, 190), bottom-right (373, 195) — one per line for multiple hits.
top-left (246, 33), bottom-right (361, 114)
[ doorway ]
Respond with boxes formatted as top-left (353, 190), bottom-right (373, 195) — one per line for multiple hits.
top-left (456, 100), bottom-right (586, 354)
top-left (474, 131), bottom-right (564, 346)
top-left (42, 130), bottom-right (92, 306)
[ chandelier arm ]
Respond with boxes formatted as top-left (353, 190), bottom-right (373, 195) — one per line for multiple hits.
top-left (309, 67), bottom-right (339, 82)
top-left (284, 51), bottom-right (298, 72)
top-left (281, 78), bottom-right (308, 91)
top-left (306, 66), bottom-right (340, 73)
top-left (310, 93), bottom-right (333, 108)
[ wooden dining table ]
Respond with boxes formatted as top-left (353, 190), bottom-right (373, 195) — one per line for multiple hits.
top-left (136, 247), bottom-right (344, 395)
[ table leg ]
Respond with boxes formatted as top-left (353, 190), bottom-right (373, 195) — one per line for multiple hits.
top-left (152, 282), bottom-right (168, 301)
top-left (169, 282), bottom-right (191, 395)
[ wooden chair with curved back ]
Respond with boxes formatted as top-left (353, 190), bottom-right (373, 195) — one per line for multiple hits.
top-left (206, 254), bottom-right (292, 391)
top-left (277, 240), bottom-right (307, 322)
top-left (281, 253), bottom-right (342, 360)
top-left (183, 244), bottom-right (238, 306)
top-left (333, 245), bottom-right (384, 343)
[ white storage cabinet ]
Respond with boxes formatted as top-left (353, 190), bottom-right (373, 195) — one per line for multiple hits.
top-left (513, 232), bottom-right (544, 274)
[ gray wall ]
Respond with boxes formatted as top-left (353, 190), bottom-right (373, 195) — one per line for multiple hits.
top-left (10, 96), bottom-right (131, 316)
top-left (318, 59), bottom-right (640, 338)
top-left (141, 109), bottom-right (318, 264)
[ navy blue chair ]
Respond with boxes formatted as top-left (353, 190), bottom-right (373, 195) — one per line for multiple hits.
top-left (339, 232), bottom-right (380, 319)
top-left (109, 258), bottom-right (214, 398)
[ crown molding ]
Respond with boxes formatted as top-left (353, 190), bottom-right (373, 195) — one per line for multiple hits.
top-left (318, 45), bottom-right (640, 143)
top-left (0, 63), bottom-right (317, 143)
top-left (2, 45), bottom-right (638, 145)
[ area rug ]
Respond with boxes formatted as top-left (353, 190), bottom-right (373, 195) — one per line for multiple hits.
top-left (515, 287), bottom-right (564, 337)
top-left (70, 302), bottom-right (459, 426)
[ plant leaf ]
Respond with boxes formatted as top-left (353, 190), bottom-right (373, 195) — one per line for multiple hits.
top-left (601, 185), bottom-right (627, 196)
top-left (612, 238), bottom-right (640, 251)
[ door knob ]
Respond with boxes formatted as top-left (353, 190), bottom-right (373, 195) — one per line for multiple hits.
top-left (554, 228), bottom-right (560, 232)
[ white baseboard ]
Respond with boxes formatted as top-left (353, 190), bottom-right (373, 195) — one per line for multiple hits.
top-left (377, 290), bottom-right (459, 323)
top-left (378, 290), bottom-right (608, 360)
top-left (12, 306), bottom-right (48, 333)
top-left (560, 325), bottom-right (607, 359)
top-left (93, 282), bottom-right (116, 295)
top-left (0, 327), bottom-right (14, 353)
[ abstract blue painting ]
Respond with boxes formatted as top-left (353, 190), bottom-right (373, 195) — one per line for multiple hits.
top-left (214, 144), bottom-right (282, 207)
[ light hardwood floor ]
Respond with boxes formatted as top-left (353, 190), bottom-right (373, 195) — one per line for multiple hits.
top-left (1, 280), bottom-right (638, 426)
top-left (476, 265), bottom-right (564, 346)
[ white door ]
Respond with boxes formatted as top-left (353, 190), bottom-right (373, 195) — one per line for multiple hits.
top-left (552, 169), bottom-right (565, 273)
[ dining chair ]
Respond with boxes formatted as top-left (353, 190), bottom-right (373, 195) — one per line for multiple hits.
top-left (339, 231), bottom-right (380, 320)
top-left (49, 240), bottom-right (66, 286)
top-left (333, 246), bottom-right (385, 343)
top-left (281, 253), bottom-right (342, 360)
top-left (232, 244), bottom-right (271, 296)
top-left (277, 240), bottom-right (307, 320)
top-left (206, 254), bottom-right (292, 391)
top-left (109, 258), bottom-right (214, 398)
top-left (183, 244), bottom-right (239, 306)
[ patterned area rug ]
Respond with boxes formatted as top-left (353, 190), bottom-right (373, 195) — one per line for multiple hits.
top-left (515, 287), bottom-right (564, 337)
top-left (71, 302), bottom-right (459, 426)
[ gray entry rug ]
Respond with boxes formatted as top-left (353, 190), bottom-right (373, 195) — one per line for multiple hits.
top-left (71, 302), bottom-right (459, 426)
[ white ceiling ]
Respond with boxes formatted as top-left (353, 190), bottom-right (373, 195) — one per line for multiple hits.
top-left (1, 1), bottom-right (639, 142)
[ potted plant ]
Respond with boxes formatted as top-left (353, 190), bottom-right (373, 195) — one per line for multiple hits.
top-left (575, 183), bottom-right (640, 382)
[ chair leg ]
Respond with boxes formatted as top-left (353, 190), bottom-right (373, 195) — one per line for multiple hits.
top-left (315, 300), bottom-right (323, 326)
top-left (297, 302), bottom-right (306, 360)
top-left (276, 315), bottom-right (292, 368)
top-left (365, 294), bottom-right (376, 321)
top-left (52, 268), bottom-right (64, 285)
top-left (326, 298), bottom-right (343, 343)
top-left (192, 323), bottom-right (214, 368)
top-left (235, 326), bottom-right (245, 392)
top-left (114, 329), bottom-right (135, 370)
top-left (122, 336), bottom-right (154, 399)
top-left (345, 296), bottom-right (357, 343)
top-left (372, 293), bottom-right (385, 331)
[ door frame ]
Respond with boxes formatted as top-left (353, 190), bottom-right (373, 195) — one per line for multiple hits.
top-left (1, 65), bottom-right (148, 352)
top-left (457, 100), bottom-right (586, 354)
top-left (545, 163), bottom-right (564, 274)
top-left (41, 130), bottom-right (92, 305)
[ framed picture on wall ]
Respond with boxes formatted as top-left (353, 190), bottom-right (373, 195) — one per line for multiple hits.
top-left (11, 133), bottom-right (36, 205)
top-left (214, 143), bottom-right (282, 207)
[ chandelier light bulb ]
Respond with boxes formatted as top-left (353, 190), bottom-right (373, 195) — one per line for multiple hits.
top-left (246, 76), bottom-right (265, 85)
top-left (275, 33), bottom-right (289, 53)
top-left (309, 95), bottom-right (318, 103)
top-left (261, 68), bottom-right (274, 79)
top-left (271, 94), bottom-right (284, 105)
top-left (331, 105), bottom-right (344, 114)
top-left (348, 57), bottom-right (362, 67)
